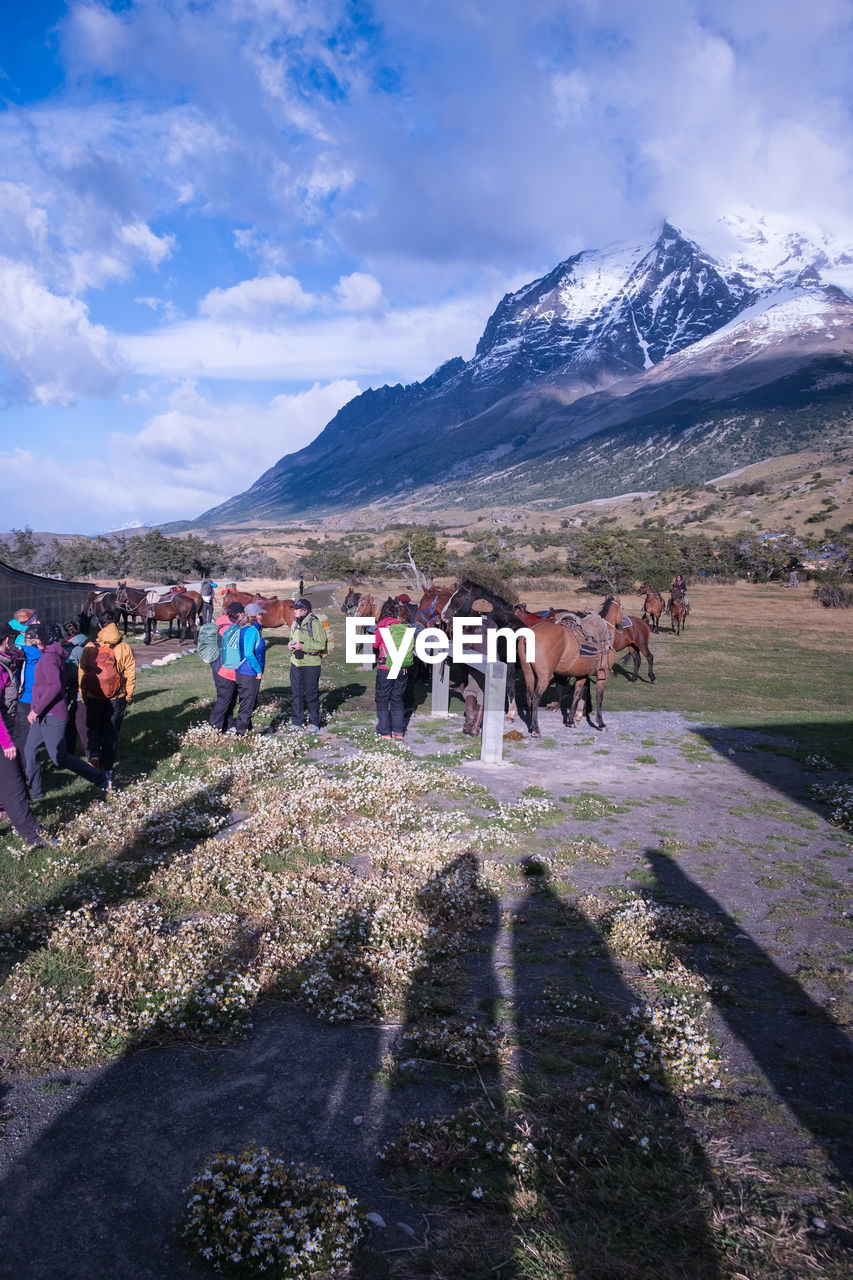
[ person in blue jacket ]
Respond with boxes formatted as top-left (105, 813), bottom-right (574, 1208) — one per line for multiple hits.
top-left (233, 606), bottom-right (266, 736)
top-left (14, 626), bottom-right (42, 755)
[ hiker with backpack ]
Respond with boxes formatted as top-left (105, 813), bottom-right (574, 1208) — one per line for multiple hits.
top-left (205, 602), bottom-right (244, 733)
top-left (200, 577), bottom-right (218, 624)
top-left (211, 608), bottom-right (266, 736)
top-left (288, 598), bottom-right (326, 731)
top-left (373, 601), bottom-right (416, 740)
top-left (24, 623), bottom-right (108, 801)
top-left (78, 611), bottom-right (136, 789)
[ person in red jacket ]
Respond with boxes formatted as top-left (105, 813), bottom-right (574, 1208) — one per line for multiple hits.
top-left (24, 623), bottom-right (108, 801)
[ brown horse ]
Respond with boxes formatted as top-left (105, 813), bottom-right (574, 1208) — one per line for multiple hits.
top-left (600, 595), bottom-right (655, 683)
top-left (517, 600), bottom-right (621, 735)
top-left (143, 593), bottom-right (197, 644)
top-left (668, 586), bottom-right (688, 635)
top-left (637, 582), bottom-right (665, 633)
top-left (221, 588), bottom-right (297, 630)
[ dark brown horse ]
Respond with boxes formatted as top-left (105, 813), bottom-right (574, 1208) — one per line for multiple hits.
top-left (637, 581), bottom-right (665, 633)
top-left (601, 595), bottom-right (655, 683)
top-left (668, 586), bottom-right (688, 635)
top-left (84, 589), bottom-right (118, 622)
top-left (115, 582), bottom-right (149, 634)
top-left (221, 589), bottom-right (297, 630)
top-left (142, 593), bottom-right (197, 644)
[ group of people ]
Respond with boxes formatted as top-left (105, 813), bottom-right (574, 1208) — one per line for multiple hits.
top-left (0, 607), bottom-right (136, 849)
top-left (198, 597), bottom-right (328, 735)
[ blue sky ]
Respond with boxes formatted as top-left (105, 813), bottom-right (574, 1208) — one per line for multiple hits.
top-left (1, 0), bottom-right (852, 532)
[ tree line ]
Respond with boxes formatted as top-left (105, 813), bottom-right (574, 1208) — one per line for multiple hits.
top-left (1, 527), bottom-right (278, 583)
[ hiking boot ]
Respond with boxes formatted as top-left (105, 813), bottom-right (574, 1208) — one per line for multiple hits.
top-left (104, 770), bottom-right (114, 791)
top-left (30, 829), bottom-right (59, 849)
top-left (88, 756), bottom-right (100, 770)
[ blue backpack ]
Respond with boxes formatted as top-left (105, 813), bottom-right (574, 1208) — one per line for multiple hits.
top-left (220, 623), bottom-right (244, 670)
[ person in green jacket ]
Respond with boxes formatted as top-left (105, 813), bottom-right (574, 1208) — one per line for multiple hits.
top-left (288, 598), bottom-right (325, 730)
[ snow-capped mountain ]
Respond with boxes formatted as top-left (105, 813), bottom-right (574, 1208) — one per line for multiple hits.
top-left (184, 217), bottom-right (853, 526)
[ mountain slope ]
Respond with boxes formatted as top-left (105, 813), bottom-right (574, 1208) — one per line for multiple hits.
top-left (187, 218), bottom-right (853, 527)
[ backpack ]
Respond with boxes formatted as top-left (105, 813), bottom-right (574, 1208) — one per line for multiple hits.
top-left (314, 612), bottom-right (334, 654)
top-left (220, 623), bottom-right (245, 671)
top-left (85, 645), bottom-right (121, 698)
top-left (196, 621), bottom-right (221, 664)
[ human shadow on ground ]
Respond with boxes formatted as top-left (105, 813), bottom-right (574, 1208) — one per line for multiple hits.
top-left (504, 870), bottom-right (721, 1280)
top-left (692, 721), bottom-right (853, 820)
top-left (646, 851), bottom-right (853, 1183)
top-left (0, 851), bottom-right (497, 1279)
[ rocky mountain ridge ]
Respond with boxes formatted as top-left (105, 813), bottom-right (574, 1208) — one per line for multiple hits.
top-left (185, 217), bottom-right (853, 527)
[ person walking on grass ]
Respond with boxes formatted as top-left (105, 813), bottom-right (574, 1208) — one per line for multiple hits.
top-left (288, 598), bottom-right (325, 731)
top-left (78, 611), bottom-right (135, 790)
top-left (0, 625), bottom-right (23, 746)
top-left (374, 601), bottom-right (416, 741)
top-left (208, 603), bottom-right (254, 734)
top-left (62, 620), bottom-right (90, 758)
top-left (24, 623), bottom-right (108, 802)
top-left (14, 626), bottom-right (43, 756)
top-left (0, 642), bottom-right (53, 849)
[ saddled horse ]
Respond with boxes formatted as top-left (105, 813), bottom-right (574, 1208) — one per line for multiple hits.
top-left (637, 581), bottom-right (665, 633)
top-left (513, 599), bottom-right (621, 736)
top-left (601, 595), bottom-right (655, 683)
top-left (668, 586), bottom-right (688, 635)
top-left (84, 589), bottom-right (118, 623)
top-left (142, 590), bottom-right (197, 645)
top-left (114, 582), bottom-right (149, 635)
top-left (221, 588), bottom-right (297, 630)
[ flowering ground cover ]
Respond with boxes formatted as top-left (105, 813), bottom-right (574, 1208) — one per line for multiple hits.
top-left (0, 599), bottom-right (851, 1279)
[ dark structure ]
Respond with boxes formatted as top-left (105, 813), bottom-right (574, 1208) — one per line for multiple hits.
top-left (0, 560), bottom-right (96, 624)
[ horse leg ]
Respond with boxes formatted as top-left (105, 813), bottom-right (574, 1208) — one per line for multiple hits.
top-left (504, 661), bottom-right (517, 722)
top-left (593, 674), bottom-right (607, 730)
top-left (645, 645), bottom-right (656, 683)
top-left (629, 644), bottom-right (640, 682)
top-left (566, 677), bottom-right (584, 727)
top-left (528, 671), bottom-right (544, 738)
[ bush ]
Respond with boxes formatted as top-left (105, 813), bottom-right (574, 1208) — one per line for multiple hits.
top-left (180, 1146), bottom-right (364, 1276)
top-left (813, 583), bottom-right (853, 608)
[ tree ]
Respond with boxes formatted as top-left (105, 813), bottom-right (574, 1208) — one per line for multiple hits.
top-left (8, 526), bottom-right (39, 573)
top-left (568, 531), bottom-right (638, 592)
top-left (383, 528), bottom-right (448, 590)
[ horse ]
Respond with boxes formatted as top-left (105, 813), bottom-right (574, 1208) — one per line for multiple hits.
top-left (637, 582), bottom-right (665, 633)
top-left (142, 593), bottom-right (197, 645)
top-left (511, 597), bottom-right (620, 736)
top-left (340, 587), bottom-right (363, 615)
top-left (115, 582), bottom-right (149, 635)
top-left (83, 590), bottom-right (118, 622)
top-left (221, 589), bottom-right (297, 630)
top-left (600, 595), bottom-right (655, 683)
top-left (441, 578), bottom-right (533, 722)
top-left (668, 586), bottom-right (688, 635)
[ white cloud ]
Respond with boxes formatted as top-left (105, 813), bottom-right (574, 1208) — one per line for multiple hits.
top-left (0, 257), bottom-right (123, 405)
top-left (200, 273), bottom-right (317, 322)
top-left (333, 272), bottom-right (385, 313)
top-left (0, 379), bottom-right (359, 530)
top-left (121, 284), bottom-right (502, 383)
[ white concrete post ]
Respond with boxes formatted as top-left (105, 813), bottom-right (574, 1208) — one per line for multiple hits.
top-left (431, 657), bottom-right (450, 716)
top-left (481, 660), bottom-right (507, 764)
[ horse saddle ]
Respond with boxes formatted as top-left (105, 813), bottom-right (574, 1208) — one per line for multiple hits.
top-left (146, 588), bottom-right (180, 605)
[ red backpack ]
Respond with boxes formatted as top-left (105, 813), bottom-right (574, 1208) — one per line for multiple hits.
top-left (85, 645), bottom-right (121, 698)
